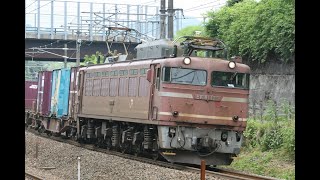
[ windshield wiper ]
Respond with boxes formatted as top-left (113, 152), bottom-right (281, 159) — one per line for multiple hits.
top-left (230, 72), bottom-right (238, 81)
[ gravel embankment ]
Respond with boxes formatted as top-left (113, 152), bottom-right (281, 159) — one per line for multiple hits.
top-left (25, 131), bottom-right (221, 180)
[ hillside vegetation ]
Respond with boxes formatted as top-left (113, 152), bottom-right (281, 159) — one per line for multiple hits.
top-left (222, 100), bottom-right (295, 180)
top-left (205, 0), bottom-right (294, 63)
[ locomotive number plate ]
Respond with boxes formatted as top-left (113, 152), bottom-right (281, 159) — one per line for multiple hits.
top-left (194, 94), bottom-right (222, 101)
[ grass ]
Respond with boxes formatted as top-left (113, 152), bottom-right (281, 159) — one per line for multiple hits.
top-left (220, 147), bottom-right (295, 180)
top-left (218, 100), bottom-right (295, 180)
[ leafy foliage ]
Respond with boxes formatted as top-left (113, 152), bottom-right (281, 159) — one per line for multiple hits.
top-left (263, 100), bottom-right (279, 122)
top-left (174, 25), bottom-right (205, 39)
top-left (243, 100), bottom-right (295, 160)
top-left (261, 125), bottom-right (283, 150)
top-left (280, 121), bottom-right (295, 159)
top-left (204, 0), bottom-right (295, 63)
top-left (84, 51), bottom-right (104, 65)
top-left (229, 110), bottom-right (295, 179)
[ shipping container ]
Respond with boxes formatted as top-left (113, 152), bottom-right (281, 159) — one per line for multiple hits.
top-left (25, 81), bottom-right (38, 111)
top-left (50, 68), bottom-right (71, 118)
top-left (36, 71), bottom-right (52, 116)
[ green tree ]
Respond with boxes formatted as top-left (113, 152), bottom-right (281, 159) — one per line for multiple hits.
top-left (174, 25), bottom-right (206, 39)
top-left (84, 51), bottom-right (104, 64)
top-left (205, 0), bottom-right (295, 63)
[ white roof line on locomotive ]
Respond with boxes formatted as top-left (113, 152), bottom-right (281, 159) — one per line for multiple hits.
top-left (80, 57), bottom-right (250, 73)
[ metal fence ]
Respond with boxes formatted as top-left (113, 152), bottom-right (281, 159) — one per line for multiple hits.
top-left (25, 0), bottom-right (182, 42)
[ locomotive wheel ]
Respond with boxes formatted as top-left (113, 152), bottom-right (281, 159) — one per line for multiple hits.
top-left (96, 138), bottom-right (102, 148)
top-left (105, 138), bottom-right (112, 150)
top-left (46, 131), bottom-right (52, 137)
top-left (53, 132), bottom-right (61, 137)
top-left (71, 134), bottom-right (78, 141)
top-left (37, 125), bottom-right (44, 134)
top-left (134, 144), bottom-right (142, 157)
top-left (152, 152), bottom-right (159, 161)
top-left (121, 148), bottom-right (126, 154)
top-left (65, 130), bottom-right (70, 138)
top-left (120, 144), bottom-right (127, 154)
top-left (26, 118), bottom-right (33, 126)
top-left (60, 131), bottom-right (68, 139)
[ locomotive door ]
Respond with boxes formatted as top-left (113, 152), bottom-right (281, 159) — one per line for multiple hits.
top-left (68, 67), bottom-right (79, 119)
top-left (77, 70), bottom-right (85, 115)
top-left (148, 63), bottom-right (161, 120)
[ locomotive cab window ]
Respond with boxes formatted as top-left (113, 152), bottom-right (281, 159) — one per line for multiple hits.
top-left (211, 71), bottom-right (249, 89)
top-left (162, 67), bottom-right (207, 86)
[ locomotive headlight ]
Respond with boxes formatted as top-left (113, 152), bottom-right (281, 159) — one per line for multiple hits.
top-left (228, 61), bottom-right (236, 69)
top-left (183, 57), bottom-right (191, 65)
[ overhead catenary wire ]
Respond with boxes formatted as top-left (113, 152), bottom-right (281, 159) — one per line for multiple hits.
top-left (25, 1), bottom-right (162, 62)
top-left (25, 0), bottom-right (37, 10)
top-left (93, 13), bottom-right (156, 40)
top-left (26, 0), bottom-right (161, 39)
top-left (26, 40), bottom-right (78, 60)
top-left (26, 40), bottom-right (75, 51)
top-left (27, 0), bottom-right (56, 14)
top-left (26, 1), bottom-right (173, 50)
top-left (184, 3), bottom-right (225, 12)
top-left (184, 1), bottom-right (218, 11)
top-left (64, 2), bottom-right (160, 39)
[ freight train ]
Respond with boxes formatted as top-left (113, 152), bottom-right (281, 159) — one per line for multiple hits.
top-left (25, 36), bottom-right (250, 166)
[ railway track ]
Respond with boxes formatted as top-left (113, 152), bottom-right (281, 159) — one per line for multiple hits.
top-left (205, 167), bottom-right (280, 180)
top-left (26, 128), bottom-right (281, 180)
top-left (25, 172), bottom-right (43, 180)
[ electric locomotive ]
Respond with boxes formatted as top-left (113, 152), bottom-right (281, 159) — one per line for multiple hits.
top-left (71, 36), bottom-right (250, 165)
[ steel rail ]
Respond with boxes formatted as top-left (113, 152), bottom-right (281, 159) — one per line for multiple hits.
top-left (25, 172), bottom-right (43, 180)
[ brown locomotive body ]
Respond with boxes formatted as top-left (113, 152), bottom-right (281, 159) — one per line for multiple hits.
top-left (75, 37), bottom-right (250, 165)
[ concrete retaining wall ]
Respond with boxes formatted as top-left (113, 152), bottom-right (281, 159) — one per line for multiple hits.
top-left (246, 61), bottom-right (295, 116)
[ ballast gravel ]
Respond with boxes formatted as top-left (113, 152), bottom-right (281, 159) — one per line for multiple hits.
top-left (25, 131), bottom-right (222, 180)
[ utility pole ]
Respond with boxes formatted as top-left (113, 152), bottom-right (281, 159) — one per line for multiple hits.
top-left (167, 0), bottom-right (174, 40)
top-left (160, 0), bottom-right (166, 39)
top-left (159, 0), bottom-right (184, 40)
top-left (76, 40), bottom-right (81, 67)
top-left (64, 44), bottom-right (67, 68)
top-left (76, 31), bottom-right (81, 67)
